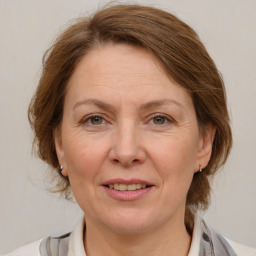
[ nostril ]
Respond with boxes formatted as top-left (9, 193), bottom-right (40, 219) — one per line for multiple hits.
top-left (112, 158), bottom-right (139, 164)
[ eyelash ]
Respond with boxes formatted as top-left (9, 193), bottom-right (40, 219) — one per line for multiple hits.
top-left (147, 113), bottom-right (174, 126)
top-left (79, 114), bottom-right (107, 126)
top-left (79, 113), bottom-right (175, 127)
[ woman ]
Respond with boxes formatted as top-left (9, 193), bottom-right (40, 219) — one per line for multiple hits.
top-left (4, 4), bottom-right (256, 256)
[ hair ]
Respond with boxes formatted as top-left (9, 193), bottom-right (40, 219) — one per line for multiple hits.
top-left (28, 4), bottom-right (232, 232)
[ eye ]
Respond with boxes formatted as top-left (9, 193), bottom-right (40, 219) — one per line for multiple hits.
top-left (152, 116), bottom-right (168, 125)
top-left (77, 113), bottom-right (110, 130)
top-left (80, 114), bottom-right (106, 127)
top-left (88, 116), bottom-right (104, 125)
top-left (150, 114), bottom-right (171, 125)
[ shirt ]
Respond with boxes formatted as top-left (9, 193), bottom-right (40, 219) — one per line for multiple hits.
top-left (3, 215), bottom-right (256, 256)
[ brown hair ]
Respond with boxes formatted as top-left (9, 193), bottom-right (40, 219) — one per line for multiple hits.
top-left (28, 4), bottom-right (232, 231)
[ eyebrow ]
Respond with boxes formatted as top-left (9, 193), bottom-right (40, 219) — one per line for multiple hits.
top-left (73, 99), bottom-right (115, 112)
top-left (139, 99), bottom-right (184, 110)
top-left (73, 98), bottom-right (184, 111)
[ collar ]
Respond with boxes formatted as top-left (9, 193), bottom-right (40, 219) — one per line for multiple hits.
top-left (188, 214), bottom-right (201, 256)
top-left (68, 216), bottom-right (86, 256)
top-left (41, 214), bottom-right (236, 256)
top-left (67, 215), bottom-right (204, 256)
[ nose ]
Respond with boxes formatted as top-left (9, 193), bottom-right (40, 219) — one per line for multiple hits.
top-left (109, 122), bottom-right (146, 167)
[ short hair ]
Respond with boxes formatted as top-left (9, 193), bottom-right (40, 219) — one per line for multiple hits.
top-left (28, 4), bottom-right (232, 232)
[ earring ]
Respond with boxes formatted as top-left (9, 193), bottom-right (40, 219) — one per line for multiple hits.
top-left (60, 165), bottom-right (68, 177)
top-left (60, 165), bottom-right (64, 175)
top-left (199, 164), bottom-right (203, 172)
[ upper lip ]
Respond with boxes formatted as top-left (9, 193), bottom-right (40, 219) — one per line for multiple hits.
top-left (102, 179), bottom-right (153, 186)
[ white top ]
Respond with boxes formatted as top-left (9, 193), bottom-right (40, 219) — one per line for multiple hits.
top-left (2, 216), bottom-right (256, 256)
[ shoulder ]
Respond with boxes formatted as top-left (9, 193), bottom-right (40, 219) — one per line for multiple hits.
top-left (195, 216), bottom-right (256, 256)
top-left (226, 238), bottom-right (256, 256)
top-left (1, 217), bottom-right (84, 256)
top-left (1, 239), bottom-right (42, 256)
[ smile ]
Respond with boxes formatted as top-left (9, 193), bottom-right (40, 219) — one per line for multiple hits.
top-left (106, 183), bottom-right (148, 191)
top-left (102, 179), bottom-right (154, 200)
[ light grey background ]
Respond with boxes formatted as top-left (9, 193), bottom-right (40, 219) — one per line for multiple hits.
top-left (0, 0), bottom-right (255, 253)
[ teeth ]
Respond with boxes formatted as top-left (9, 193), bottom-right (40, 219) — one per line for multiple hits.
top-left (108, 183), bottom-right (148, 191)
top-left (118, 184), bottom-right (127, 191)
top-left (128, 184), bottom-right (136, 190)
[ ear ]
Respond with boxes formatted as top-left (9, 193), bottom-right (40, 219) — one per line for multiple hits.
top-left (54, 128), bottom-right (68, 177)
top-left (195, 123), bottom-right (216, 172)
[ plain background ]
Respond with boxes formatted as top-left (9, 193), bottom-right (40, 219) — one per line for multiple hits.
top-left (0, 0), bottom-right (255, 253)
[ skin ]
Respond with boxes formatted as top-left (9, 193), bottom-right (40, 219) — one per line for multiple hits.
top-left (55, 43), bottom-right (215, 256)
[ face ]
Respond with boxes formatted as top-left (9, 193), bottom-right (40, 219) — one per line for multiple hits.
top-left (55, 44), bottom-right (214, 234)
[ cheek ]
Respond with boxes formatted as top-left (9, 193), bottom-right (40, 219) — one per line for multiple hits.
top-left (150, 136), bottom-right (197, 171)
top-left (62, 135), bottom-right (108, 209)
top-left (62, 132), bottom-right (108, 182)
top-left (147, 135), bottom-right (198, 193)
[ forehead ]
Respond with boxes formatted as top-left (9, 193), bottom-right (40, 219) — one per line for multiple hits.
top-left (69, 44), bottom-right (166, 84)
top-left (66, 43), bottom-right (192, 108)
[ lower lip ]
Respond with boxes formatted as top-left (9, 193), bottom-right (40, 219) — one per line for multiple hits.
top-left (102, 186), bottom-right (153, 201)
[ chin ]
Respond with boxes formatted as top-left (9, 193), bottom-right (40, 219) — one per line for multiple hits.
top-left (107, 220), bottom-right (153, 234)
top-left (99, 209), bottom-right (162, 234)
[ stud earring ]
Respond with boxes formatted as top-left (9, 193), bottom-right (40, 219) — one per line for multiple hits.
top-left (199, 164), bottom-right (203, 172)
top-left (60, 165), bottom-right (64, 175)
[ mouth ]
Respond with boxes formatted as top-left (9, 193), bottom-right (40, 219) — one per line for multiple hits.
top-left (102, 180), bottom-right (154, 201)
top-left (104, 183), bottom-right (152, 191)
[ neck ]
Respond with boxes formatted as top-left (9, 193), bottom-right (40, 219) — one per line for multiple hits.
top-left (84, 215), bottom-right (191, 256)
